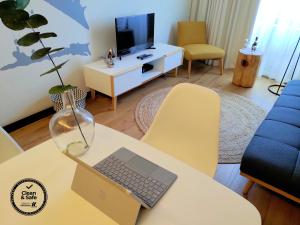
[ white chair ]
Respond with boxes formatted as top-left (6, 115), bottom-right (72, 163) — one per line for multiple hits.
top-left (0, 126), bottom-right (23, 163)
top-left (142, 83), bottom-right (220, 177)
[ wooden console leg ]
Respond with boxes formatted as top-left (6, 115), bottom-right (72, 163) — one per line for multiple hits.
top-left (243, 180), bottom-right (254, 197)
top-left (91, 89), bottom-right (96, 100)
top-left (174, 67), bottom-right (178, 77)
top-left (112, 97), bottom-right (117, 111)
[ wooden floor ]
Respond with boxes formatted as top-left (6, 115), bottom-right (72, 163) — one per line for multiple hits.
top-left (10, 63), bottom-right (300, 225)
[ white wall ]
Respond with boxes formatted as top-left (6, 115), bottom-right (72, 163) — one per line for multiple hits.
top-left (0, 0), bottom-right (191, 126)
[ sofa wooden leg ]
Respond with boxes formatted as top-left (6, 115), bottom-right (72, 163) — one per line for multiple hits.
top-left (243, 180), bottom-right (254, 197)
top-left (188, 60), bottom-right (192, 79)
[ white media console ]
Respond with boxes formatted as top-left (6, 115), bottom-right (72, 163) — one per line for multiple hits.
top-left (84, 43), bottom-right (184, 110)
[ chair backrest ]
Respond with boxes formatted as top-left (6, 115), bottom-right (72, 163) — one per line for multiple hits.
top-left (142, 83), bottom-right (220, 177)
top-left (177, 21), bottom-right (207, 46)
top-left (0, 126), bottom-right (23, 163)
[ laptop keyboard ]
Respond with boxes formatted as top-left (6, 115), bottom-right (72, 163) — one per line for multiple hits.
top-left (94, 155), bottom-right (168, 208)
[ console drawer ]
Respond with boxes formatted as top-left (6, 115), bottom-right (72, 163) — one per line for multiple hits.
top-left (163, 50), bottom-right (183, 73)
top-left (114, 68), bottom-right (142, 96)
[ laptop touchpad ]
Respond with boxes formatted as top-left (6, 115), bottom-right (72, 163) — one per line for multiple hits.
top-left (126, 155), bottom-right (158, 177)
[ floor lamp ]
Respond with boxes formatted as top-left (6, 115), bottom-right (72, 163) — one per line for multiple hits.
top-left (268, 36), bottom-right (300, 96)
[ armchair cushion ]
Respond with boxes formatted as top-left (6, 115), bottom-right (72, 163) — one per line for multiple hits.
top-left (183, 44), bottom-right (225, 61)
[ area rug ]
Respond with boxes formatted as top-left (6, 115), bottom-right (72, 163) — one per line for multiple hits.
top-left (135, 87), bottom-right (267, 164)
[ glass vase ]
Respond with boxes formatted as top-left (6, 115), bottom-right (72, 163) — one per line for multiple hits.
top-left (49, 90), bottom-right (95, 156)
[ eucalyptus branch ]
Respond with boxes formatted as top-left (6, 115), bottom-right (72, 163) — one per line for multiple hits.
top-left (40, 40), bottom-right (89, 147)
top-left (29, 24), bottom-right (89, 148)
top-left (38, 40), bottom-right (89, 147)
top-left (30, 26), bottom-right (65, 86)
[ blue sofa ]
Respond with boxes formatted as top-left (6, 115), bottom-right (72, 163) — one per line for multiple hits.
top-left (240, 80), bottom-right (300, 203)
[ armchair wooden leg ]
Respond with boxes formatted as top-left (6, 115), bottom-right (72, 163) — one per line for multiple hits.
top-left (188, 60), bottom-right (192, 79)
top-left (243, 180), bottom-right (254, 198)
top-left (219, 58), bottom-right (224, 75)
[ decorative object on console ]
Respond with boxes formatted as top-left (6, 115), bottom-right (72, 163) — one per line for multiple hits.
top-left (106, 48), bottom-right (116, 67)
top-left (135, 87), bottom-right (266, 163)
top-left (0, 0), bottom-right (94, 154)
top-left (49, 87), bottom-right (87, 112)
top-left (49, 90), bottom-right (95, 156)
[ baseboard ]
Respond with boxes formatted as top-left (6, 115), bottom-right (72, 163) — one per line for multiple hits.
top-left (3, 107), bottom-right (55, 133)
top-left (3, 91), bottom-right (92, 133)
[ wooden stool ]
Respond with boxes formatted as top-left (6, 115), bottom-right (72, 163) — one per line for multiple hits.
top-left (233, 49), bottom-right (262, 88)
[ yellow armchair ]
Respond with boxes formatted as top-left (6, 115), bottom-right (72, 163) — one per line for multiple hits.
top-left (178, 21), bottom-right (225, 78)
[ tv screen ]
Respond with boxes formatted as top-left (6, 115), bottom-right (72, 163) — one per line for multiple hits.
top-left (115, 13), bottom-right (155, 56)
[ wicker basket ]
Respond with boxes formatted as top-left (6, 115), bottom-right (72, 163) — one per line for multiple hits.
top-left (49, 88), bottom-right (87, 112)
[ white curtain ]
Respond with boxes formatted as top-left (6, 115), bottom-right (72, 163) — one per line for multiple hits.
top-left (250, 0), bottom-right (300, 81)
top-left (190, 0), bottom-right (260, 68)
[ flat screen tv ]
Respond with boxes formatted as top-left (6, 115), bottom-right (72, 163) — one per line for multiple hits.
top-left (115, 13), bottom-right (155, 57)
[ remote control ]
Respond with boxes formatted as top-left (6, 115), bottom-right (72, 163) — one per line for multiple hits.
top-left (137, 54), bottom-right (153, 60)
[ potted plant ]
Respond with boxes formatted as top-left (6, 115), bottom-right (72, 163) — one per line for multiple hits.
top-left (49, 85), bottom-right (88, 112)
top-left (0, 0), bottom-right (94, 155)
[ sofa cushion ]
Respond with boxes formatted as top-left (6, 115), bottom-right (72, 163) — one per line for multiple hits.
top-left (266, 107), bottom-right (300, 128)
top-left (255, 120), bottom-right (300, 149)
top-left (281, 82), bottom-right (300, 97)
top-left (275, 95), bottom-right (300, 110)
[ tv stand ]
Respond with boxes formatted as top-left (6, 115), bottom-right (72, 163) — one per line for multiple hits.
top-left (84, 43), bottom-right (183, 110)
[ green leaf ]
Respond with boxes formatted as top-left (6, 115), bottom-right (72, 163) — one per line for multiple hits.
top-left (40, 32), bottom-right (57, 39)
top-left (49, 47), bottom-right (64, 54)
top-left (1, 9), bottom-right (29, 30)
top-left (26, 14), bottom-right (47, 28)
top-left (40, 60), bottom-right (69, 76)
top-left (16, 0), bottom-right (30, 9)
top-left (17, 32), bottom-right (40, 46)
top-left (0, 1), bottom-right (17, 18)
top-left (31, 47), bottom-right (51, 60)
top-left (49, 85), bottom-right (75, 95)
